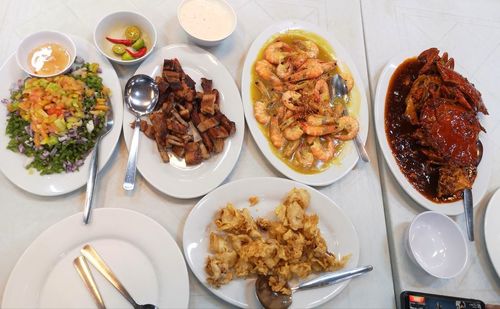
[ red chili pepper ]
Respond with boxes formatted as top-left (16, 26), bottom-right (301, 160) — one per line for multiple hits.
top-left (47, 107), bottom-right (63, 116)
top-left (126, 47), bottom-right (147, 58)
top-left (105, 36), bottom-right (133, 46)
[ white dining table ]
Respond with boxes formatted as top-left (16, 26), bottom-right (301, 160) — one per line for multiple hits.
top-left (0, 0), bottom-right (498, 308)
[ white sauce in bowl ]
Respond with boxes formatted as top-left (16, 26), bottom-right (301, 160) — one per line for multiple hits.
top-left (179, 0), bottom-right (236, 41)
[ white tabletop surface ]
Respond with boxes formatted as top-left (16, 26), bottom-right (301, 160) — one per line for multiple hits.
top-left (0, 0), bottom-right (396, 308)
top-left (361, 0), bottom-right (500, 305)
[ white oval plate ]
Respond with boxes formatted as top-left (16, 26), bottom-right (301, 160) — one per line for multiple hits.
top-left (485, 188), bottom-right (500, 277)
top-left (241, 20), bottom-right (369, 186)
top-left (123, 44), bottom-right (244, 198)
top-left (2, 208), bottom-right (189, 308)
top-left (183, 177), bottom-right (359, 308)
top-left (374, 52), bottom-right (492, 216)
top-left (0, 35), bottom-right (123, 196)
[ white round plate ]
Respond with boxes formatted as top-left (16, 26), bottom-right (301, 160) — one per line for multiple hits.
top-left (0, 35), bottom-right (123, 196)
top-left (2, 208), bottom-right (189, 308)
top-left (123, 44), bottom-right (244, 198)
top-left (183, 177), bottom-right (359, 308)
top-left (485, 188), bottom-right (500, 277)
top-left (374, 52), bottom-right (492, 216)
top-left (241, 20), bottom-right (369, 186)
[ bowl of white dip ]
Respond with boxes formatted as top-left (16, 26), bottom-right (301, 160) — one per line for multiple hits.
top-left (177, 0), bottom-right (237, 46)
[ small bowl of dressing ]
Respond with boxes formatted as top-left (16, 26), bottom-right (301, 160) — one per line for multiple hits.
top-left (16, 31), bottom-right (76, 78)
top-left (177, 0), bottom-right (237, 47)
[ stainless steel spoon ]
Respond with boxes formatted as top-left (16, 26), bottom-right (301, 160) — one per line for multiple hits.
top-left (81, 244), bottom-right (158, 309)
top-left (331, 74), bottom-right (370, 162)
top-left (73, 256), bottom-right (106, 309)
top-left (123, 75), bottom-right (159, 191)
top-left (256, 265), bottom-right (373, 309)
top-left (463, 140), bottom-right (484, 242)
top-left (83, 107), bottom-right (114, 224)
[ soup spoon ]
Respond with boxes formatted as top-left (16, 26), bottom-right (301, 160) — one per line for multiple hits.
top-left (463, 140), bottom-right (483, 241)
top-left (123, 75), bottom-right (159, 191)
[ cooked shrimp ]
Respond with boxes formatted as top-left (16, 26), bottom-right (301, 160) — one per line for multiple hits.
top-left (254, 100), bottom-right (271, 125)
top-left (313, 79), bottom-right (330, 105)
top-left (289, 52), bottom-right (308, 69)
top-left (295, 145), bottom-right (314, 168)
top-left (306, 114), bottom-right (337, 126)
top-left (276, 60), bottom-right (293, 80)
top-left (264, 42), bottom-right (292, 65)
top-left (283, 124), bottom-right (303, 141)
top-left (255, 60), bottom-right (282, 87)
top-left (281, 90), bottom-right (303, 111)
top-left (286, 59), bottom-right (336, 83)
top-left (270, 116), bottom-right (285, 148)
top-left (334, 116), bottom-right (359, 141)
top-left (338, 70), bottom-right (354, 92)
top-left (293, 40), bottom-right (319, 58)
top-left (283, 140), bottom-right (300, 158)
top-left (311, 136), bottom-right (334, 161)
top-left (332, 103), bottom-right (344, 119)
top-left (254, 79), bottom-right (271, 99)
top-left (300, 122), bottom-right (337, 136)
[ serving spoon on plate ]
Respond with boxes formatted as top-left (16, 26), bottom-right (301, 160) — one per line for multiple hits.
top-left (123, 75), bottom-right (159, 191)
top-left (255, 265), bottom-right (373, 309)
top-left (331, 74), bottom-right (369, 163)
top-left (463, 140), bottom-right (483, 241)
top-left (83, 106), bottom-right (114, 224)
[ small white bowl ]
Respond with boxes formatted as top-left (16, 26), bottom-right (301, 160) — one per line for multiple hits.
top-left (177, 0), bottom-right (237, 47)
top-left (16, 31), bottom-right (76, 78)
top-left (94, 11), bottom-right (157, 66)
top-left (406, 211), bottom-right (468, 279)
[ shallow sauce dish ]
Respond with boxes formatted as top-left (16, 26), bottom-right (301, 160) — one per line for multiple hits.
top-left (177, 0), bottom-right (237, 46)
top-left (374, 52), bottom-right (492, 215)
top-left (406, 211), bottom-right (468, 279)
top-left (94, 11), bottom-right (157, 65)
top-left (183, 177), bottom-right (359, 308)
top-left (484, 188), bottom-right (500, 277)
top-left (241, 20), bottom-right (369, 186)
top-left (16, 31), bottom-right (76, 78)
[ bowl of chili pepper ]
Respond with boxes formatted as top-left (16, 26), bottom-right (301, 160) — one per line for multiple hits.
top-left (94, 11), bottom-right (157, 65)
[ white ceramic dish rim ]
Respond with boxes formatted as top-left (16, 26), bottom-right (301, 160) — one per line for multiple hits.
top-left (484, 188), bottom-right (500, 277)
top-left (0, 35), bottom-right (123, 196)
top-left (408, 211), bottom-right (468, 279)
top-left (122, 43), bottom-right (245, 199)
top-left (176, 0), bottom-right (237, 43)
top-left (182, 176), bottom-right (360, 308)
top-left (16, 30), bottom-right (76, 78)
top-left (93, 11), bottom-right (158, 65)
top-left (1, 208), bottom-right (190, 308)
top-left (240, 20), bottom-right (369, 186)
top-left (373, 51), bottom-right (492, 216)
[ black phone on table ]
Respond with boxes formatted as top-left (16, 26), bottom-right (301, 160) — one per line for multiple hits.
top-left (400, 291), bottom-right (485, 309)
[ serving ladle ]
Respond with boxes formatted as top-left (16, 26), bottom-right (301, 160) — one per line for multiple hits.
top-left (123, 75), bottom-right (159, 191)
top-left (255, 265), bottom-right (373, 309)
top-left (463, 140), bottom-right (483, 241)
top-left (331, 74), bottom-right (369, 162)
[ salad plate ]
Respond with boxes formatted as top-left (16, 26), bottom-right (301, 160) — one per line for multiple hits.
top-left (2, 208), bottom-right (189, 308)
top-left (240, 20), bottom-right (369, 186)
top-left (122, 43), bottom-right (244, 198)
top-left (183, 177), bottom-right (359, 308)
top-left (0, 35), bottom-right (123, 196)
top-left (374, 52), bottom-right (492, 216)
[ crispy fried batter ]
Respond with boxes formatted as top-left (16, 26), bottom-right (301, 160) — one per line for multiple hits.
top-left (205, 188), bottom-right (349, 294)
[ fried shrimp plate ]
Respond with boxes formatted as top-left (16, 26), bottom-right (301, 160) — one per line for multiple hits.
top-left (251, 32), bottom-right (359, 173)
top-left (205, 188), bottom-right (349, 295)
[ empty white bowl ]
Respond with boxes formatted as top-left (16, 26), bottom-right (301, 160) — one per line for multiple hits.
top-left (94, 11), bottom-right (157, 65)
top-left (406, 211), bottom-right (468, 279)
top-left (16, 31), bottom-right (76, 78)
top-left (177, 0), bottom-right (237, 47)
